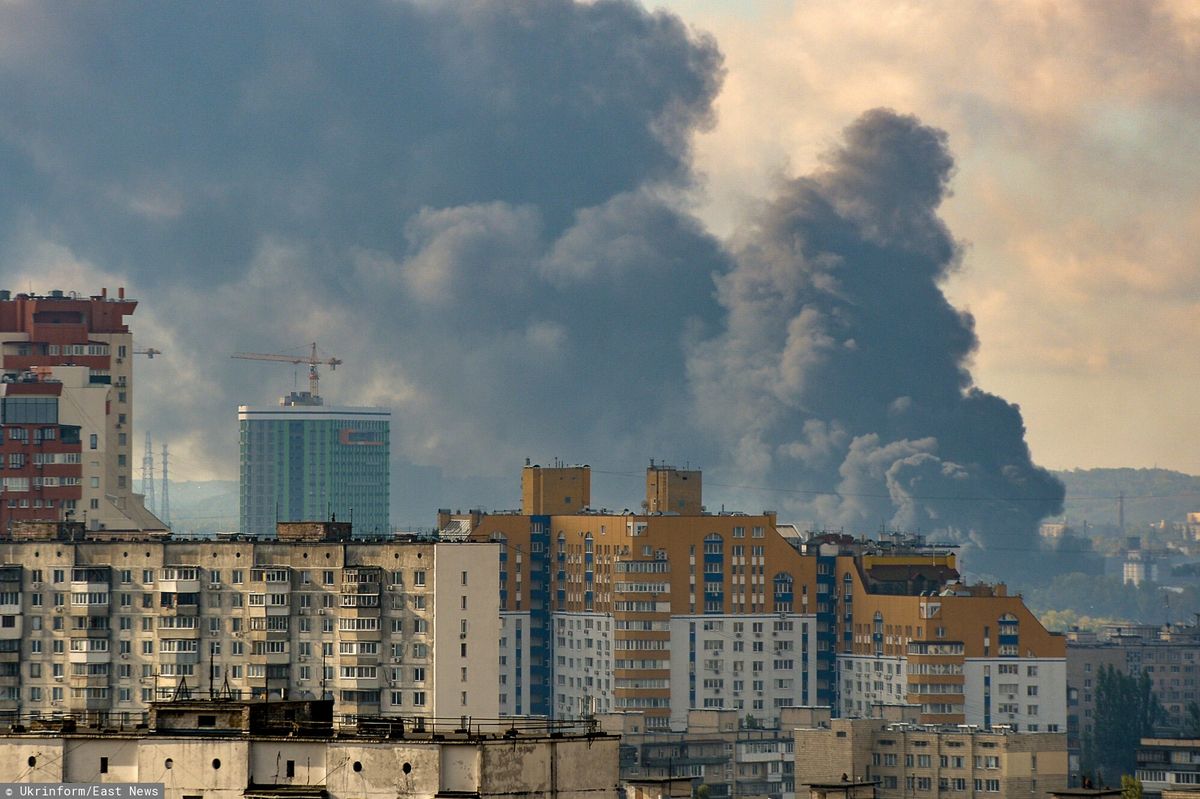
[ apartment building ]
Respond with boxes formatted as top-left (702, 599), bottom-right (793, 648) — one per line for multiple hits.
top-left (1066, 623), bottom-right (1200, 772)
top-left (0, 287), bottom-right (163, 533)
top-left (0, 698), bottom-right (617, 799)
top-left (1136, 737), bottom-right (1200, 799)
top-left (601, 708), bottom-right (798, 799)
top-left (794, 710), bottom-right (1068, 799)
top-left (0, 520), bottom-right (498, 723)
top-left (455, 463), bottom-right (1065, 732)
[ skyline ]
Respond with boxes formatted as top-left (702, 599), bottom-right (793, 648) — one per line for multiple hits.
top-left (0, 1), bottom-right (1193, 555)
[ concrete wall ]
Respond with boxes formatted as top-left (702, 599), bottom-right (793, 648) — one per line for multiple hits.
top-left (0, 732), bottom-right (619, 799)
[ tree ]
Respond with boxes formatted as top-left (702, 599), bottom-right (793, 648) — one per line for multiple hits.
top-left (1121, 775), bottom-right (1143, 799)
top-left (1185, 701), bottom-right (1200, 738)
top-left (1088, 665), bottom-right (1163, 784)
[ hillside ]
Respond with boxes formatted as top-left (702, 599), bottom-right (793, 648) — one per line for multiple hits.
top-left (1054, 467), bottom-right (1200, 530)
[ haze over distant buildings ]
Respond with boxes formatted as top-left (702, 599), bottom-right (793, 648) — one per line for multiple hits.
top-left (0, 2), bottom-right (1193, 576)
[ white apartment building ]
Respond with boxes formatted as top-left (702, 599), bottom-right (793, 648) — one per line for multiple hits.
top-left (964, 658), bottom-right (1067, 733)
top-left (669, 613), bottom-right (819, 729)
top-left (838, 654), bottom-right (908, 716)
top-left (0, 521), bottom-right (498, 722)
top-left (555, 611), bottom-right (615, 717)
top-left (837, 653), bottom-right (1066, 733)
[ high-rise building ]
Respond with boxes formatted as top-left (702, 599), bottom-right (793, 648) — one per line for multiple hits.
top-left (0, 520), bottom-right (498, 722)
top-left (453, 463), bottom-right (1066, 732)
top-left (0, 287), bottom-right (164, 533)
top-left (239, 392), bottom-right (390, 536)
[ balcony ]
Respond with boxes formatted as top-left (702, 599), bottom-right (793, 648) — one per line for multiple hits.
top-left (0, 618), bottom-right (23, 639)
top-left (72, 566), bottom-right (112, 587)
top-left (159, 567), bottom-right (201, 595)
top-left (68, 647), bottom-right (111, 665)
top-left (250, 568), bottom-right (292, 590)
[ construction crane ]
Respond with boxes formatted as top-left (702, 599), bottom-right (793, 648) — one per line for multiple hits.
top-left (231, 342), bottom-right (342, 399)
top-left (133, 348), bottom-right (162, 358)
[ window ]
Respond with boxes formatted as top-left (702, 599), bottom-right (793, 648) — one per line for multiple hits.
top-left (89, 434), bottom-right (98, 450)
top-left (414, 570), bottom-right (426, 587)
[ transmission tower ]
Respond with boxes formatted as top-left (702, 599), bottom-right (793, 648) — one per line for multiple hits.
top-left (142, 432), bottom-right (156, 517)
top-left (161, 443), bottom-right (171, 529)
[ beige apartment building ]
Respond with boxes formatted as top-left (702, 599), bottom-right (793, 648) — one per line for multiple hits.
top-left (0, 520), bottom-right (499, 723)
top-left (794, 710), bottom-right (1067, 799)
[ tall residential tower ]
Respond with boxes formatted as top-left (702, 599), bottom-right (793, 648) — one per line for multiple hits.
top-left (239, 392), bottom-right (390, 536)
top-left (0, 288), bottom-right (165, 533)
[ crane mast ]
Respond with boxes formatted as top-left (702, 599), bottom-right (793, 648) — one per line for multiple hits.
top-left (231, 342), bottom-right (342, 401)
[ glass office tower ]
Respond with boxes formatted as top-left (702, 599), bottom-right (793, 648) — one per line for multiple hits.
top-left (239, 392), bottom-right (390, 536)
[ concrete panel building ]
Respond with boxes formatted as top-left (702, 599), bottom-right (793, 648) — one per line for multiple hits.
top-left (0, 520), bottom-right (497, 722)
top-left (0, 699), bottom-right (618, 799)
top-left (794, 712), bottom-right (1068, 799)
top-left (601, 708), bottom-right (798, 799)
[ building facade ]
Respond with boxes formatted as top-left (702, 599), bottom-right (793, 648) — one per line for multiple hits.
top-left (0, 520), bottom-right (497, 723)
top-left (457, 463), bottom-right (1065, 732)
top-left (794, 711), bottom-right (1068, 799)
top-left (1066, 623), bottom-right (1200, 773)
top-left (602, 708), bottom-right (798, 799)
top-left (0, 699), bottom-right (617, 799)
top-left (1136, 736), bottom-right (1200, 799)
top-left (0, 287), bottom-right (163, 533)
top-left (239, 395), bottom-right (390, 536)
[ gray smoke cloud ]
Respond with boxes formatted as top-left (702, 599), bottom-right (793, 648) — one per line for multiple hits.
top-left (691, 110), bottom-right (1064, 571)
top-left (0, 2), bottom-right (1061, 572)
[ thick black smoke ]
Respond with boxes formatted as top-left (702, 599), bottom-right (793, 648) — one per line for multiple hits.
top-left (692, 110), bottom-right (1064, 572)
top-left (0, 2), bottom-right (1062, 572)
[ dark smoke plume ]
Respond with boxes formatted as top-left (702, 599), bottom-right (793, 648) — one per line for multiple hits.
top-left (691, 109), bottom-right (1064, 572)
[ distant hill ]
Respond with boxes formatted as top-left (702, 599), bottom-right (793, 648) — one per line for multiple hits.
top-left (1054, 468), bottom-right (1200, 530)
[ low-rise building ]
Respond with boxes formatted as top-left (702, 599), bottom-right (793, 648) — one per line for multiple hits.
top-left (1136, 737), bottom-right (1200, 799)
top-left (0, 698), bottom-right (619, 799)
top-left (601, 708), bottom-right (798, 799)
top-left (794, 710), bottom-right (1068, 799)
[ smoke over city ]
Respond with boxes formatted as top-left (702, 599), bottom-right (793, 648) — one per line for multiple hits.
top-left (0, 0), bottom-right (1061, 573)
top-left (691, 110), bottom-right (1064, 569)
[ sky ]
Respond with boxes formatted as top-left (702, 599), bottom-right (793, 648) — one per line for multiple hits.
top-left (0, 1), bottom-right (1195, 567)
top-left (661, 0), bottom-right (1200, 475)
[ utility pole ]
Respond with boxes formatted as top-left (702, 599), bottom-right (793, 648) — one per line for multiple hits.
top-left (161, 443), bottom-right (170, 529)
top-left (141, 432), bottom-right (155, 517)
